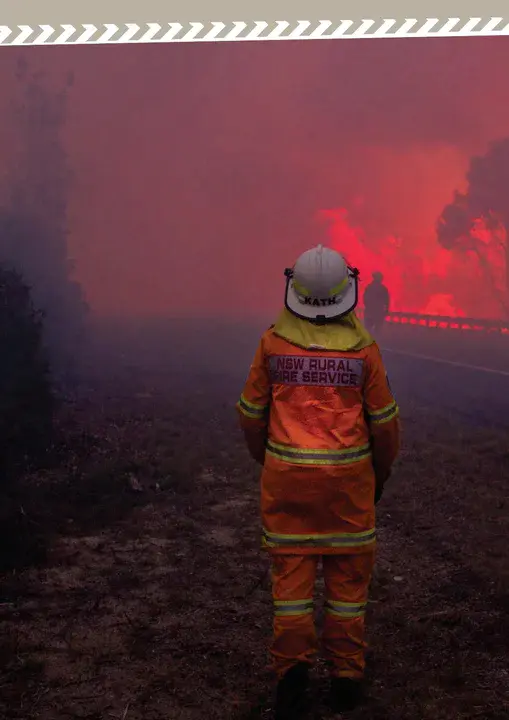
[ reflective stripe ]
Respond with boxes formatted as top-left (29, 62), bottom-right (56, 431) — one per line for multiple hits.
top-left (329, 276), bottom-right (349, 297)
top-left (293, 279), bottom-right (310, 297)
top-left (263, 527), bottom-right (376, 549)
top-left (325, 600), bottom-right (367, 619)
top-left (368, 400), bottom-right (399, 425)
top-left (237, 394), bottom-right (269, 419)
top-left (274, 599), bottom-right (314, 617)
top-left (294, 276), bottom-right (348, 299)
top-left (266, 440), bottom-right (371, 466)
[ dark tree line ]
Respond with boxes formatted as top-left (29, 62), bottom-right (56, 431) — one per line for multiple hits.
top-left (0, 58), bottom-right (88, 384)
top-left (0, 266), bottom-right (54, 478)
top-left (0, 59), bottom-right (88, 569)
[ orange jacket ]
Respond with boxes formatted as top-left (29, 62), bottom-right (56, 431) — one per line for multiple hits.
top-left (237, 324), bottom-right (400, 555)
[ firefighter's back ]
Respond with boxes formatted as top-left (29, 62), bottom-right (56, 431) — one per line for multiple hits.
top-left (264, 329), bottom-right (372, 462)
top-left (258, 328), bottom-right (389, 557)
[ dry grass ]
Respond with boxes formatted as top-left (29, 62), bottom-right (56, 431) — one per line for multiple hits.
top-left (1, 357), bottom-right (508, 720)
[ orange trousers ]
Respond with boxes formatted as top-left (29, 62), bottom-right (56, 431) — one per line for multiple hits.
top-left (270, 549), bottom-right (376, 679)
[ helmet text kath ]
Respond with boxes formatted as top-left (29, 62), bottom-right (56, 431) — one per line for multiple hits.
top-left (302, 296), bottom-right (338, 307)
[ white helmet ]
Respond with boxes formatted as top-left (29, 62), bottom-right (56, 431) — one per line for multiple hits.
top-left (284, 245), bottom-right (359, 322)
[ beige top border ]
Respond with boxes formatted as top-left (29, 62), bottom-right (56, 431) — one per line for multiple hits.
top-left (1, 0), bottom-right (509, 44)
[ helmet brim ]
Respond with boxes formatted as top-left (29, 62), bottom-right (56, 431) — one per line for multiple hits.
top-left (284, 269), bottom-right (359, 322)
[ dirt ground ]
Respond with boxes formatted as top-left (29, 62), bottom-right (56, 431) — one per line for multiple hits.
top-left (1, 335), bottom-right (509, 720)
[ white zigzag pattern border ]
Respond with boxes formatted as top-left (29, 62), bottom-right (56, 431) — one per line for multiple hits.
top-left (0, 18), bottom-right (508, 46)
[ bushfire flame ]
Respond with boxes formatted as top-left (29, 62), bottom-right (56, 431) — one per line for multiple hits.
top-left (319, 208), bottom-right (508, 319)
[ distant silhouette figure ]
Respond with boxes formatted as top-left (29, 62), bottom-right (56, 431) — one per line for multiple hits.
top-left (363, 272), bottom-right (390, 335)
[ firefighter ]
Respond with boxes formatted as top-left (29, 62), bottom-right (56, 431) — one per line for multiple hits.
top-left (363, 271), bottom-right (390, 336)
top-left (236, 245), bottom-right (400, 719)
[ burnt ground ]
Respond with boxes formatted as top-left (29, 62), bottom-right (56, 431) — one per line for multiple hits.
top-left (1, 322), bottom-right (509, 720)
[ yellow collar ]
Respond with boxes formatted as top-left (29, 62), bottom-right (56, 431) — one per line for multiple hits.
top-left (272, 308), bottom-right (374, 352)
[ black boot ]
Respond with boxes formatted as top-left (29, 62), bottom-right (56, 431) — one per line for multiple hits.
top-left (274, 662), bottom-right (310, 720)
top-left (329, 677), bottom-right (363, 713)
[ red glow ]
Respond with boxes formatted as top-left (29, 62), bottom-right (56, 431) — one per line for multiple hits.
top-left (421, 293), bottom-right (466, 317)
top-left (319, 207), bottom-right (507, 319)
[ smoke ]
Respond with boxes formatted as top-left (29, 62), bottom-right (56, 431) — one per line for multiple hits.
top-left (0, 59), bottom-right (88, 380)
top-left (1, 39), bottom-right (509, 322)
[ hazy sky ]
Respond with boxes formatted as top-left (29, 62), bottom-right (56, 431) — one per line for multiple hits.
top-left (1, 37), bottom-right (509, 318)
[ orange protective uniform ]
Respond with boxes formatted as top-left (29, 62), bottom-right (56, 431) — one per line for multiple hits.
top-left (237, 313), bottom-right (400, 679)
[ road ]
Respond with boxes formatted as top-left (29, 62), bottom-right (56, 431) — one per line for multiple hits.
top-left (87, 319), bottom-right (509, 431)
top-left (381, 341), bottom-right (509, 429)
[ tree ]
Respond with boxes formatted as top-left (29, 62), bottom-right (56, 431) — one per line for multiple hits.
top-left (0, 58), bottom-right (89, 385)
top-left (0, 62), bottom-right (89, 571)
top-left (436, 138), bottom-right (509, 317)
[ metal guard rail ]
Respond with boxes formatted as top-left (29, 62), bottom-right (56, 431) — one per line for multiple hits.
top-left (382, 311), bottom-right (509, 333)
